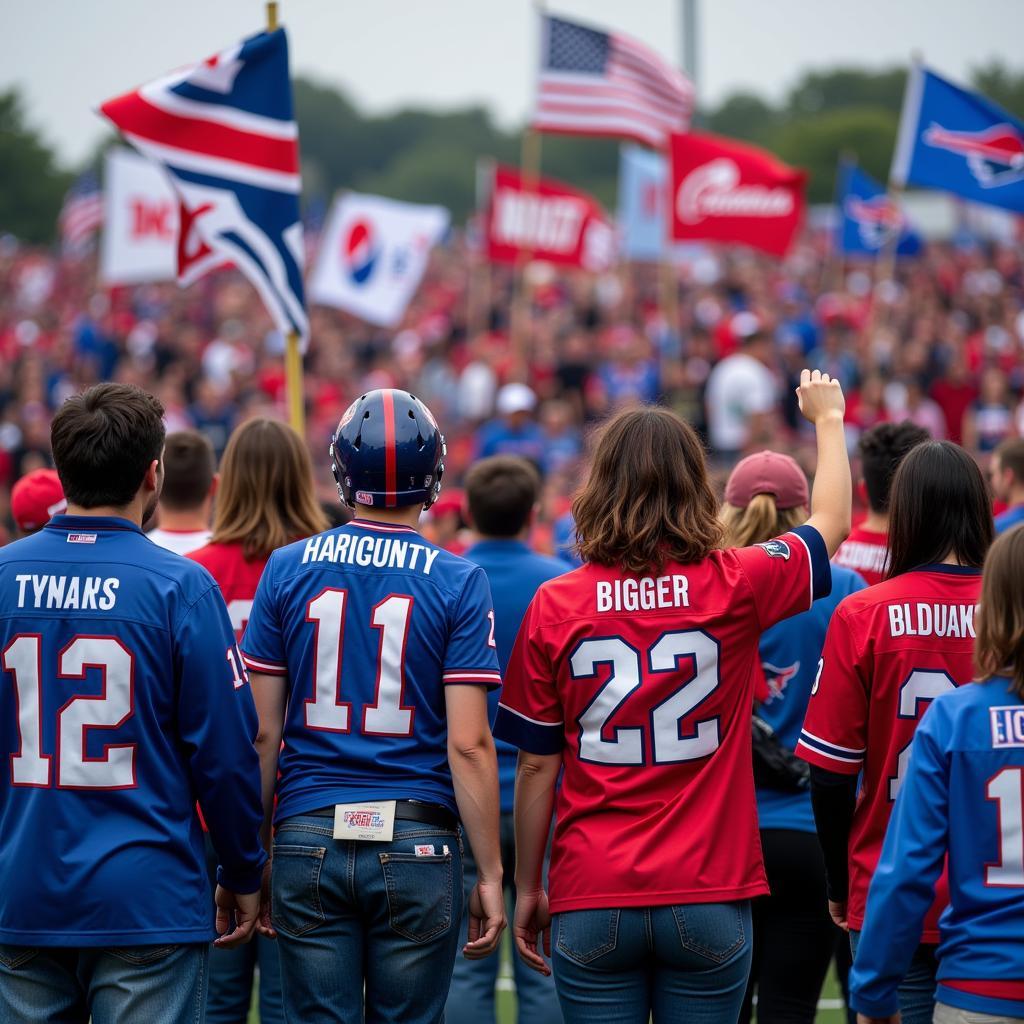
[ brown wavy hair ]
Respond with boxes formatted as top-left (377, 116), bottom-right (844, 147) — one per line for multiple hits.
top-left (209, 418), bottom-right (329, 561)
top-left (573, 407), bottom-right (724, 574)
top-left (975, 525), bottom-right (1024, 699)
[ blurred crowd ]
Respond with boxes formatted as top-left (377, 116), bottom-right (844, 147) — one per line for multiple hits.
top-left (1, 225), bottom-right (1023, 546)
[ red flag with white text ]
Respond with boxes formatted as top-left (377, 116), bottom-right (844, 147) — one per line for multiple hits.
top-left (485, 164), bottom-right (615, 271)
top-left (669, 132), bottom-right (806, 257)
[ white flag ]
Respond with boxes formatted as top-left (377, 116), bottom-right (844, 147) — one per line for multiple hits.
top-left (309, 193), bottom-right (449, 328)
top-left (100, 148), bottom-right (179, 285)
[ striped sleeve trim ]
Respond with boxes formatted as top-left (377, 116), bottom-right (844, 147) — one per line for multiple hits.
top-left (493, 703), bottom-right (564, 755)
top-left (241, 653), bottom-right (288, 676)
top-left (791, 524), bottom-right (832, 606)
top-left (443, 669), bottom-right (503, 688)
top-left (795, 729), bottom-right (865, 769)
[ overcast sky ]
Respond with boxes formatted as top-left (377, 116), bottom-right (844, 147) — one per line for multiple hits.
top-left (4, 0), bottom-right (1023, 166)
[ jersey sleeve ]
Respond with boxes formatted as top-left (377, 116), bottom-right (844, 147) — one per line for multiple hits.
top-left (240, 552), bottom-right (287, 676)
top-left (795, 603), bottom-right (868, 774)
top-left (849, 703), bottom-right (952, 1017)
top-left (733, 524), bottom-right (831, 630)
top-left (442, 566), bottom-right (502, 688)
top-left (493, 595), bottom-right (564, 755)
top-left (174, 585), bottom-right (267, 894)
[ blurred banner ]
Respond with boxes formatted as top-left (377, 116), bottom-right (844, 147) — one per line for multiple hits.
top-left (892, 63), bottom-right (1024, 214)
top-left (309, 192), bottom-right (449, 327)
top-left (836, 160), bottom-right (921, 257)
top-left (486, 164), bottom-right (615, 271)
top-left (618, 145), bottom-right (669, 261)
top-left (100, 149), bottom-right (178, 285)
top-left (669, 132), bottom-right (806, 257)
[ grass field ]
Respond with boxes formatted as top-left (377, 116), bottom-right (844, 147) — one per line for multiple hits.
top-left (246, 943), bottom-right (850, 1022)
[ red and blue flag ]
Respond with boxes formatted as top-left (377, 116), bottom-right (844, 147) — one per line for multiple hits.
top-left (837, 160), bottom-right (921, 257)
top-left (99, 28), bottom-right (307, 342)
top-left (892, 63), bottom-right (1024, 214)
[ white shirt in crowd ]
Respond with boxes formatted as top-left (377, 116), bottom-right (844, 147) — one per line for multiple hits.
top-left (146, 528), bottom-right (212, 557)
top-left (705, 353), bottom-right (778, 453)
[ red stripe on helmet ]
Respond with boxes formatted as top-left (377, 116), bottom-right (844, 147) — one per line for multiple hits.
top-left (382, 389), bottom-right (397, 507)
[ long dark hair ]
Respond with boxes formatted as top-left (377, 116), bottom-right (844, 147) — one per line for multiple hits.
top-left (573, 407), bottom-right (723, 574)
top-left (886, 441), bottom-right (993, 578)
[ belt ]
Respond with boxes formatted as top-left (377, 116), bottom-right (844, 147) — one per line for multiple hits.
top-left (309, 800), bottom-right (458, 831)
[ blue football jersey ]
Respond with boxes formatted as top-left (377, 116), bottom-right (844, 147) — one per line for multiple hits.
top-left (851, 678), bottom-right (1024, 1019)
top-left (241, 518), bottom-right (501, 821)
top-left (0, 515), bottom-right (266, 947)
top-left (756, 564), bottom-right (866, 831)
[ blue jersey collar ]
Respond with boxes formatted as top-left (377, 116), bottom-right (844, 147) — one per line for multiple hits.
top-left (349, 518), bottom-right (419, 535)
top-left (912, 563), bottom-right (982, 576)
top-left (46, 514), bottom-right (143, 535)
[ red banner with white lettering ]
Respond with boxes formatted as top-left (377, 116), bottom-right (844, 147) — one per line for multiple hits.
top-left (485, 164), bottom-right (615, 271)
top-left (668, 132), bottom-right (807, 257)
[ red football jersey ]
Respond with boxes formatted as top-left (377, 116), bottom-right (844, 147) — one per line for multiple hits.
top-left (189, 541), bottom-right (269, 641)
top-left (833, 525), bottom-right (888, 586)
top-left (494, 526), bottom-right (830, 914)
top-left (796, 565), bottom-right (982, 941)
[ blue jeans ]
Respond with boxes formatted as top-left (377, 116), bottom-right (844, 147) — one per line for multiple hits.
top-left (445, 813), bottom-right (560, 1024)
top-left (552, 902), bottom-right (753, 1024)
top-left (272, 812), bottom-right (464, 1024)
top-left (0, 943), bottom-right (208, 1024)
top-left (850, 930), bottom-right (938, 1024)
top-left (204, 833), bottom-right (284, 1024)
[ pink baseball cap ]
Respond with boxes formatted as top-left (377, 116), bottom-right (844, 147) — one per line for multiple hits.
top-left (11, 469), bottom-right (66, 532)
top-left (725, 451), bottom-right (809, 510)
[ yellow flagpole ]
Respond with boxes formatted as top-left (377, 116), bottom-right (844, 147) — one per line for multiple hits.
top-left (267, 1), bottom-right (306, 436)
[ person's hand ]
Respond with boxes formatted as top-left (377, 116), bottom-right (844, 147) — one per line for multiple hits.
top-left (829, 898), bottom-right (849, 932)
top-left (857, 1014), bottom-right (900, 1024)
top-left (513, 887), bottom-right (552, 976)
top-left (464, 880), bottom-right (506, 960)
top-left (796, 368), bottom-right (846, 425)
top-left (256, 860), bottom-right (276, 939)
top-left (213, 885), bottom-right (259, 948)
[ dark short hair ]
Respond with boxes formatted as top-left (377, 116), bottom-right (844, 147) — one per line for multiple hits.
top-left (994, 437), bottom-right (1024, 484)
top-left (465, 456), bottom-right (540, 538)
top-left (50, 384), bottom-right (166, 509)
top-left (859, 421), bottom-right (930, 514)
top-left (159, 431), bottom-right (216, 511)
top-left (887, 441), bottom-right (993, 578)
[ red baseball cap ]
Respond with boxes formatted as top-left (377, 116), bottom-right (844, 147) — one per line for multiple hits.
top-left (11, 469), bottom-right (66, 532)
top-left (725, 451), bottom-right (809, 510)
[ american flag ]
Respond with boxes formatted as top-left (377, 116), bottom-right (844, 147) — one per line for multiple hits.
top-left (531, 14), bottom-right (694, 150)
top-left (59, 171), bottom-right (103, 252)
top-left (99, 29), bottom-right (308, 344)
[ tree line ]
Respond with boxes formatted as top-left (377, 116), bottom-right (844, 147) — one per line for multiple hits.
top-left (4, 63), bottom-right (1024, 244)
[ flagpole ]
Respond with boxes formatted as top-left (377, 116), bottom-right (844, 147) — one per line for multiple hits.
top-left (267, 0), bottom-right (306, 437)
top-left (467, 157), bottom-right (494, 340)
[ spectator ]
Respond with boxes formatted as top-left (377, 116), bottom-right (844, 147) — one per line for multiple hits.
top-left (10, 467), bottom-right (65, 537)
top-left (962, 366), bottom-right (1015, 455)
top-left (447, 456), bottom-right (567, 1024)
top-left (989, 436), bottom-right (1024, 534)
top-left (476, 383), bottom-right (546, 467)
top-left (704, 318), bottom-right (779, 463)
top-left (147, 430), bottom-right (217, 556)
top-left (834, 422), bottom-right (930, 586)
top-left (890, 378), bottom-right (947, 440)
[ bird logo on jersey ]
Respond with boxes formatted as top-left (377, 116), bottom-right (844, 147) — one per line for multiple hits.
top-left (763, 660), bottom-right (800, 703)
top-left (923, 123), bottom-right (1024, 188)
top-left (757, 539), bottom-right (791, 560)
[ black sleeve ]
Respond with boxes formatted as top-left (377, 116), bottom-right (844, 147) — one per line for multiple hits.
top-left (809, 765), bottom-right (859, 903)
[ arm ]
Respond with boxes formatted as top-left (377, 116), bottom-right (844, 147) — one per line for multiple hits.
top-left (513, 749), bottom-right (561, 975)
top-left (798, 368), bottom-right (853, 556)
top-left (809, 765), bottom-right (859, 929)
top-left (849, 715), bottom-right (951, 1019)
top-left (446, 683), bottom-right (506, 959)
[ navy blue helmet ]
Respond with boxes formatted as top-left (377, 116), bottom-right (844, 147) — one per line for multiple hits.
top-left (330, 389), bottom-right (446, 510)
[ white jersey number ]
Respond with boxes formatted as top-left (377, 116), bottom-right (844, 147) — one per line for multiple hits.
top-left (570, 630), bottom-right (720, 766)
top-left (888, 669), bottom-right (957, 802)
top-left (305, 589), bottom-right (415, 737)
top-left (4, 634), bottom-right (136, 789)
top-left (987, 768), bottom-right (1024, 887)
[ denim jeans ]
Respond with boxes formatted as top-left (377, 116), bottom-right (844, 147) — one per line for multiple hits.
top-left (551, 902), bottom-right (752, 1024)
top-left (0, 942), bottom-right (208, 1024)
top-left (272, 812), bottom-right (464, 1024)
top-left (850, 929), bottom-right (938, 1024)
top-left (204, 833), bottom-right (284, 1024)
top-left (445, 813), bottom-right (560, 1024)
